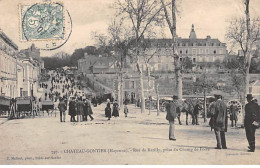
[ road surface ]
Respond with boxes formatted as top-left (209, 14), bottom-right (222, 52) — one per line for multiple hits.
top-left (0, 104), bottom-right (259, 165)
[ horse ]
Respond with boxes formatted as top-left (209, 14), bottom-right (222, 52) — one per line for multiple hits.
top-left (176, 98), bottom-right (203, 125)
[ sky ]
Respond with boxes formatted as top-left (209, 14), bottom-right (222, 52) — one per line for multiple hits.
top-left (0, 0), bottom-right (259, 57)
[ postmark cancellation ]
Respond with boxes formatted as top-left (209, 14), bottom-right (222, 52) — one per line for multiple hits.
top-left (19, 2), bottom-right (65, 41)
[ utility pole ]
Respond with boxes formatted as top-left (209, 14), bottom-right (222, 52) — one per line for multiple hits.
top-left (156, 83), bottom-right (160, 116)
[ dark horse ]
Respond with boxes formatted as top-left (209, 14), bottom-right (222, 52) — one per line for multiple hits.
top-left (176, 99), bottom-right (202, 125)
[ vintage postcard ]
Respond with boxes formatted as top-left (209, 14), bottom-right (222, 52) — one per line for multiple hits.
top-left (0, 0), bottom-right (260, 165)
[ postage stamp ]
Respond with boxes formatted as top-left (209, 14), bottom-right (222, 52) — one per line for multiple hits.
top-left (20, 2), bottom-right (65, 41)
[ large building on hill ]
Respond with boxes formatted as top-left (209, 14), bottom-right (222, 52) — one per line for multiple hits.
top-left (127, 24), bottom-right (228, 73)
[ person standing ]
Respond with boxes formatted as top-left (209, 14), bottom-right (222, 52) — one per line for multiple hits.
top-left (193, 102), bottom-right (202, 125)
top-left (112, 101), bottom-right (119, 117)
top-left (124, 104), bottom-right (128, 117)
top-left (166, 95), bottom-right (181, 141)
top-left (210, 94), bottom-right (228, 149)
top-left (86, 98), bottom-right (94, 121)
top-left (105, 103), bottom-right (112, 120)
top-left (69, 97), bottom-right (76, 122)
top-left (244, 94), bottom-right (259, 152)
top-left (58, 98), bottom-right (67, 122)
top-left (75, 97), bottom-right (84, 122)
top-left (230, 102), bottom-right (239, 127)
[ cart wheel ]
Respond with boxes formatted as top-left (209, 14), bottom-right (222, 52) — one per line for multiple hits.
top-left (160, 102), bottom-right (167, 112)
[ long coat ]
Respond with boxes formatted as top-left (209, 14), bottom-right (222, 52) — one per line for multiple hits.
top-left (244, 101), bottom-right (258, 126)
top-left (68, 101), bottom-right (76, 116)
top-left (210, 99), bottom-right (227, 132)
top-left (83, 100), bottom-right (93, 116)
top-left (105, 107), bottom-right (111, 118)
top-left (76, 100), bottom-right (84, 115)
top-left (112, 103), bottom-right (119, 117)
top-left (58, 101), bottom-right (67, 112)
top-left (166, 100), bottom-right (180, 122)
top-left (230, 104), bottom-right (238, 121)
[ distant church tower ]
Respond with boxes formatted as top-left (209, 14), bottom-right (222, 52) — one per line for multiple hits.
top-left (189, 24), bottom-right (197, 39)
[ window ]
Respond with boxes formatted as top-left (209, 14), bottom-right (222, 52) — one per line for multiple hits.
top-left (131, 81), bottom-right (135, 89)
top-left (213, 50), bottom-right (216, 54)
top-left (158, 56), bottom-right (161, 63)
top-left (180, 58), bottom-right (183, 62)
top-left (180, 49), bottom-right (182, 54)
top-left (186, 49), bottom-right (188, 54)
top-left (193, 58), bottom-right (196, 63)
top-left (192, 49), bottom-right (197, 55)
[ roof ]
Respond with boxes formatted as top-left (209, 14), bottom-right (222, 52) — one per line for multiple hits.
top-left (0, 28), bottom-right (18, 50)
top-left (139, 37), bottom-right (225, 49)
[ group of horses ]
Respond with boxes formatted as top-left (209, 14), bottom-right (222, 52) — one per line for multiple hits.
top-left (175, 98), bottom-right (203, 125)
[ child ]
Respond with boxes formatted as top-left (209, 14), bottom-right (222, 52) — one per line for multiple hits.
top-left (105, 103), bottom-right (111, 120)
top-left (124, 104), bottom-right (128, 117)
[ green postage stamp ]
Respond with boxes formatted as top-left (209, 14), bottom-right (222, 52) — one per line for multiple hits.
top-left (20, 2), bottom-right (65, 41)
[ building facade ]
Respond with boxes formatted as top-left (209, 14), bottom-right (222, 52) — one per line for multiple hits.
top-left (0, 29), bottom-right (41, 98)
top-left (128, 25), bottom-right (228, 73)
top-left (78, 53), bottom-right (116, 75)
top-left (113, 73), bottom-right (155, 101)
top-left (0, 29), bottom-right (19, 98)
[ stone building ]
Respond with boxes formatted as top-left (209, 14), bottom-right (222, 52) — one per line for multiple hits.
top-left (113, 73), bottom-right (155, 102)
top-left (78, 53), bottom-right (116, 75)
top-left (17, 56), bottom-right (40, 97)
top-left (0, 29), bottom-right (19, 97)
top-left (0, 29), bottom-right (41, 98)
top-left (20, 44), bottom-right (44, 70)
top-left (128, 24), bottom-right (228, 73)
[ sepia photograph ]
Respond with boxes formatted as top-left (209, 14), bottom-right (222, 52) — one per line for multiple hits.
top-left (0, 0), bottom-right (260, 165)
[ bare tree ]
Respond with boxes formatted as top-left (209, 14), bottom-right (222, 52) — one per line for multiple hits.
top-left (115, 0), bottom-right (164, 113)
top-left (226, 0), bottom-right (260, 125)
top-left (161, 0), bottom-right (182, 99)
top-left (93, 19), bottom-right (133, 108)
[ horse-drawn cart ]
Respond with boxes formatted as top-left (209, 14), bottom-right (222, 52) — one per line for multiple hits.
top-left (15, 97), bottom-right (32, 118)
top-left (41, 100), bottom-right (56, 116)
top-left (0, 96), bottom-right (16, 118)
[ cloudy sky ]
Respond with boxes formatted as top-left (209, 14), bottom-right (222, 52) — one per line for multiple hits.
top-left (0, 0), bottom-right (259, 57)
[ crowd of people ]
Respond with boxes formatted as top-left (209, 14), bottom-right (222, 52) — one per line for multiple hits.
top-left (58, 96), bottom-right (94, 122)
top-left (40, 69), bottom-right (260, 153)
top-left (166, 93), bottom-right (260, 152)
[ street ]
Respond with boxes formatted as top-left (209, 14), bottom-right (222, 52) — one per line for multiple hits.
top-left (0, 104), bottom-right (259, 165)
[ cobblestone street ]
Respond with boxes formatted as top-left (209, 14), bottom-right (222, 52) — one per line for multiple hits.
top-left (0, 104), bottom-right (259, 165)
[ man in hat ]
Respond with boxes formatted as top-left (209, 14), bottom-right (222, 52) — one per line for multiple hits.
top-left (166, 95), bottom-right (181, 141)
top-left (245, 94), bottom-right (259, 152)
top-left (58, 97), bottom-right (67, 122)
top-left (210, 94), bottom-right (228, 149)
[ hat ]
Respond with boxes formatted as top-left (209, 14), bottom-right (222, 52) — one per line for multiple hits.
top-left (172, 95), bottom-right (178, 100)
top-left (246, 94), bottom-right (253, 100)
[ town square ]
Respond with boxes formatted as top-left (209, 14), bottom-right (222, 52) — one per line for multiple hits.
top-left (0, 0), bottom-right (260, 165)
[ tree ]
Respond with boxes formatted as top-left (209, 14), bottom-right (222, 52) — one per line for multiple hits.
top-left (226, 0), bottom-right (260, 126)
top-left (193, 72), bottom-right (215, 122)
top-left (230, 70), bottom-right (244, 99)
top-left (115, 0), bottom-right (164, 113)
top-left (223, 55), bottom-right (243, 70)
top-left (93, 19), bottom-right (132, 108)
top-left (181, 57), bottom-right (194, 73)
top-left (161, 0), bottom-right (182, 99)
